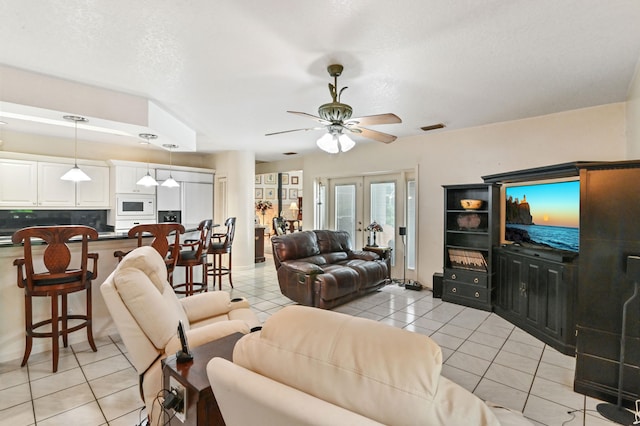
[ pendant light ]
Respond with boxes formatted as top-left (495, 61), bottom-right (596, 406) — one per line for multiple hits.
top-left (61, 115), bottom-right (91, 181)
top-left (161, 144), bottom-right (180, 188)
top-left (136, 133), bottom-right (159, 186)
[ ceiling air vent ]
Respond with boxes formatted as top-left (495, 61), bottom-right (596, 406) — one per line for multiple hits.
top-left (420, 123), bottom-right (445, 132)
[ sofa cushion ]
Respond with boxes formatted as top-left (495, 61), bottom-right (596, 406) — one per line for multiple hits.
top-left (296, 255), bottom-right (328, 266)
top-left (314, 229), bottom-right (352, 254)
top-left (233, 306), bottom-right (454, 425)
top-left (113, 267), bottom-right (187, 350)
top-left (316, 265), bottom-right (359, 302)
top-left (272, 231), bottom-right (320, 262)
top-left (118, 246), bottom-right (168, 293)
top-left (321, 252), bottom-right (349, 264)
top-left (340, 259), bottom-right (387, 290)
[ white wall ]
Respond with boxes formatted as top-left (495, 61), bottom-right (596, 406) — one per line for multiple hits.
top-left (627, 57), bottom-right (640, 158)
top-left (297, 103), bottom-right (626, 287)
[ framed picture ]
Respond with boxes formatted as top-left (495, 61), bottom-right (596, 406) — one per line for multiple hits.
top-left (265, 173), bottom-right (277, 184)
top-left (291, 176), bottom-right (299, 185)
top-left (265, 188), bottom-right (275, 199)
top-left (255, 175), bottom-right (262, 184)
top-left (280, 188), bottom-right (287, 199)
top-left (281, 173), bottom-right (289, 185)
top-left (289, 188), bottom-right (298, 199)
top-left (255, 188), bottom-right (263, 199)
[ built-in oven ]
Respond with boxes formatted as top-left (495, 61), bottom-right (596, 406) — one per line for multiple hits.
top-left (116, 194), bottom-right (156, 218)
top-left (158, 210), bottom-right (181, 223)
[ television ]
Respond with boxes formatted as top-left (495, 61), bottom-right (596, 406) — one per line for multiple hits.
top-left (502, 178), bottom-right (580, 253)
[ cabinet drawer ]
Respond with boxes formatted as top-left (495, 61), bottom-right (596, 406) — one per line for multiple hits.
top-left (444, 268), bottom-right (487, 286)
top-left (443, 281), bottom-right (489, 303)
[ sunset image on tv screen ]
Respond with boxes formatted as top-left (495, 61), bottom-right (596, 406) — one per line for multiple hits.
top-left (505, 181), bottom-right (579, 228)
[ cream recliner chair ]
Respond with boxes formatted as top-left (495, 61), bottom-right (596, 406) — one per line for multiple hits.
top-left (101, 246), bottom-right (260, 424)
top-left (207, 305), bottom-right (532, 426)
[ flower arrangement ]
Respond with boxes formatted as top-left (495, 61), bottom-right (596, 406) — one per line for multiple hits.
top-left (255, 200), bottom-right (273, 214)
top-left (365, 221), bottom-right (383, 232)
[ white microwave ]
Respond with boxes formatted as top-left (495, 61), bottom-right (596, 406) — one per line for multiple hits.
top-left (116, 194), bottom-right (156, 218)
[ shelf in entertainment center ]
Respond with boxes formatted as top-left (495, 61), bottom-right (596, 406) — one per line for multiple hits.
top-left (442, 183), bottom-right (499, 312)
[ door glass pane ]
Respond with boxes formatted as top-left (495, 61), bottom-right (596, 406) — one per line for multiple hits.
top-left (407, 180), bottom-right (416, 269)
top-left (335, 184), bottom-right (356, 240)
top-left (369, 182), bottom-right (395, 256)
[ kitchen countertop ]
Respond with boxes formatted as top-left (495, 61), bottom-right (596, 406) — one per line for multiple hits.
top-left (0, 228), bottom-right (200, 247)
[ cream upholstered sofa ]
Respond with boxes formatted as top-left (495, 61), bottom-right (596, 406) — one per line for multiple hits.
top-left (100, 246), bottom-right (260, 423)
top-left (207, 305), bottom-right (532, 426)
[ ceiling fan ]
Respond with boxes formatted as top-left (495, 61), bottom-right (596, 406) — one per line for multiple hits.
top-left (266, 64), bottom-right (402, 154)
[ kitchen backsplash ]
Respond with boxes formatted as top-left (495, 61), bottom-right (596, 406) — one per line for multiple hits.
top-left (0, 210), bottom-right (110, 236)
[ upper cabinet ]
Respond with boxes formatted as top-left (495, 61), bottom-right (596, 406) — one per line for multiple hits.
top-left (37, 162), bottom-right (77, 206)
top-left (0, 158), bottom-right (110, 209)
top-left (76, 165), bottom-right (110, 207)
top-left (113, 165), bottom-right (156, 194)
top-left (0, 159), bottom-right (38, 207)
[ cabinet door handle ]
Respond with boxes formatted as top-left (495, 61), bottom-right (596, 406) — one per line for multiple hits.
top-left (475, 292), bottom-right (480, 298)
top-left (451, 274), bottom-right (457, 280)
top-left (520, 283), bottom-right (527, 297)
top-left (452, 287), bottom-right (457, 293)
top-left (473, 277), bottom-right (479, 284)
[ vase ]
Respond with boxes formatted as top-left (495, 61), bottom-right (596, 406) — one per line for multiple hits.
top-left (261, 212), bottom-right (265, 225)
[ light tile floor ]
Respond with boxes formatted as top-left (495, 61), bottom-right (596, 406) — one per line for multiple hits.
top-left (0, 254), bottom-right (623, 426)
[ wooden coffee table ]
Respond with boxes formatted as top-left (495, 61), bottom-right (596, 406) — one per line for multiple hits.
top-left (162, 332), bottom-right (244, 426)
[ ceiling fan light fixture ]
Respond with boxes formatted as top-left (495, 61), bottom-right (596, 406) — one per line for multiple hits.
top-left (316, 133), bottom-right (339, 154)
top-left (338, 133), bottom-right (355, 152)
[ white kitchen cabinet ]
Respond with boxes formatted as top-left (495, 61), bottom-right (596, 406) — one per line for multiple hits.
top-left (157, 184), bottom-right (181, 211)
top-left (0, 159), bottom-right (38, 207)
top-left (37, 162), bottom-right (76, 206)
top-left (114, 165), bottom-right (157, 194)
top-left (36, 163), bottom-right (110, 208)
top-left (76, 165), bottom-right (110, 207)
top-left (182, 181), bottom-right (213, 229)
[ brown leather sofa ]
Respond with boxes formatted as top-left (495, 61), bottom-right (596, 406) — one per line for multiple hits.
top-left (271, 230), bottom-right (389, 309)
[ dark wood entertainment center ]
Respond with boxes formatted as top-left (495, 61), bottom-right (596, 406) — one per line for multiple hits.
top-left (444, 161), bottom-right (640, 408)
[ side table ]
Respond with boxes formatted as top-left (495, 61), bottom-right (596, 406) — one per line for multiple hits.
top-left (162, 332), bottom-right (244, 426)
top-left (364, 246), bottom-right (392, 280)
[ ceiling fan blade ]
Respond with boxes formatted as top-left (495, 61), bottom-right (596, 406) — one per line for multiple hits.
top-left (287, 111), bottom-right (331, 125)
top-left (347, 126), bottom-right (397, 144)
top-left (344, 113), bottom-right (402, 126)
top-left (265, 127), bottom-right (324, 136)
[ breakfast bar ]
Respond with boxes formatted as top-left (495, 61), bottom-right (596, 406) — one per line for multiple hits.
top-left (0, 230), bottom-right (200, 364)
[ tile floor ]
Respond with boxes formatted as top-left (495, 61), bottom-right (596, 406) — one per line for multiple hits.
top-left (0, 254), bottom-right (623, 426)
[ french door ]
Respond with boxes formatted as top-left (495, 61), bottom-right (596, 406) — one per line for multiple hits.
top-left (326, 173), bottom-right (416, 281)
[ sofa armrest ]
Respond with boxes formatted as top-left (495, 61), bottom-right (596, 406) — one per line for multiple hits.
top-left (350, 250), bottom-right (380, 261)
top-left (180, 291), bottom-right (233, 323)
top-left (280, 260), bottom-right (324, 275)
top-left (164, 319), bottom-right (249, 355)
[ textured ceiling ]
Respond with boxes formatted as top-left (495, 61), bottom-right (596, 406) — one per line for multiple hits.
top-left (1, 1), bottom-right (640, 161)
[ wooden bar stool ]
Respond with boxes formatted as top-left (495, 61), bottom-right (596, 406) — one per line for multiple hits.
top-left (113, 223), bottom-right (185, 284)
top-left (12, 225), bottom-right (99, 372)
top-left (174, 219), bottom-right (213, 296)
top-left (207, 217), bottom-right (236, 290)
